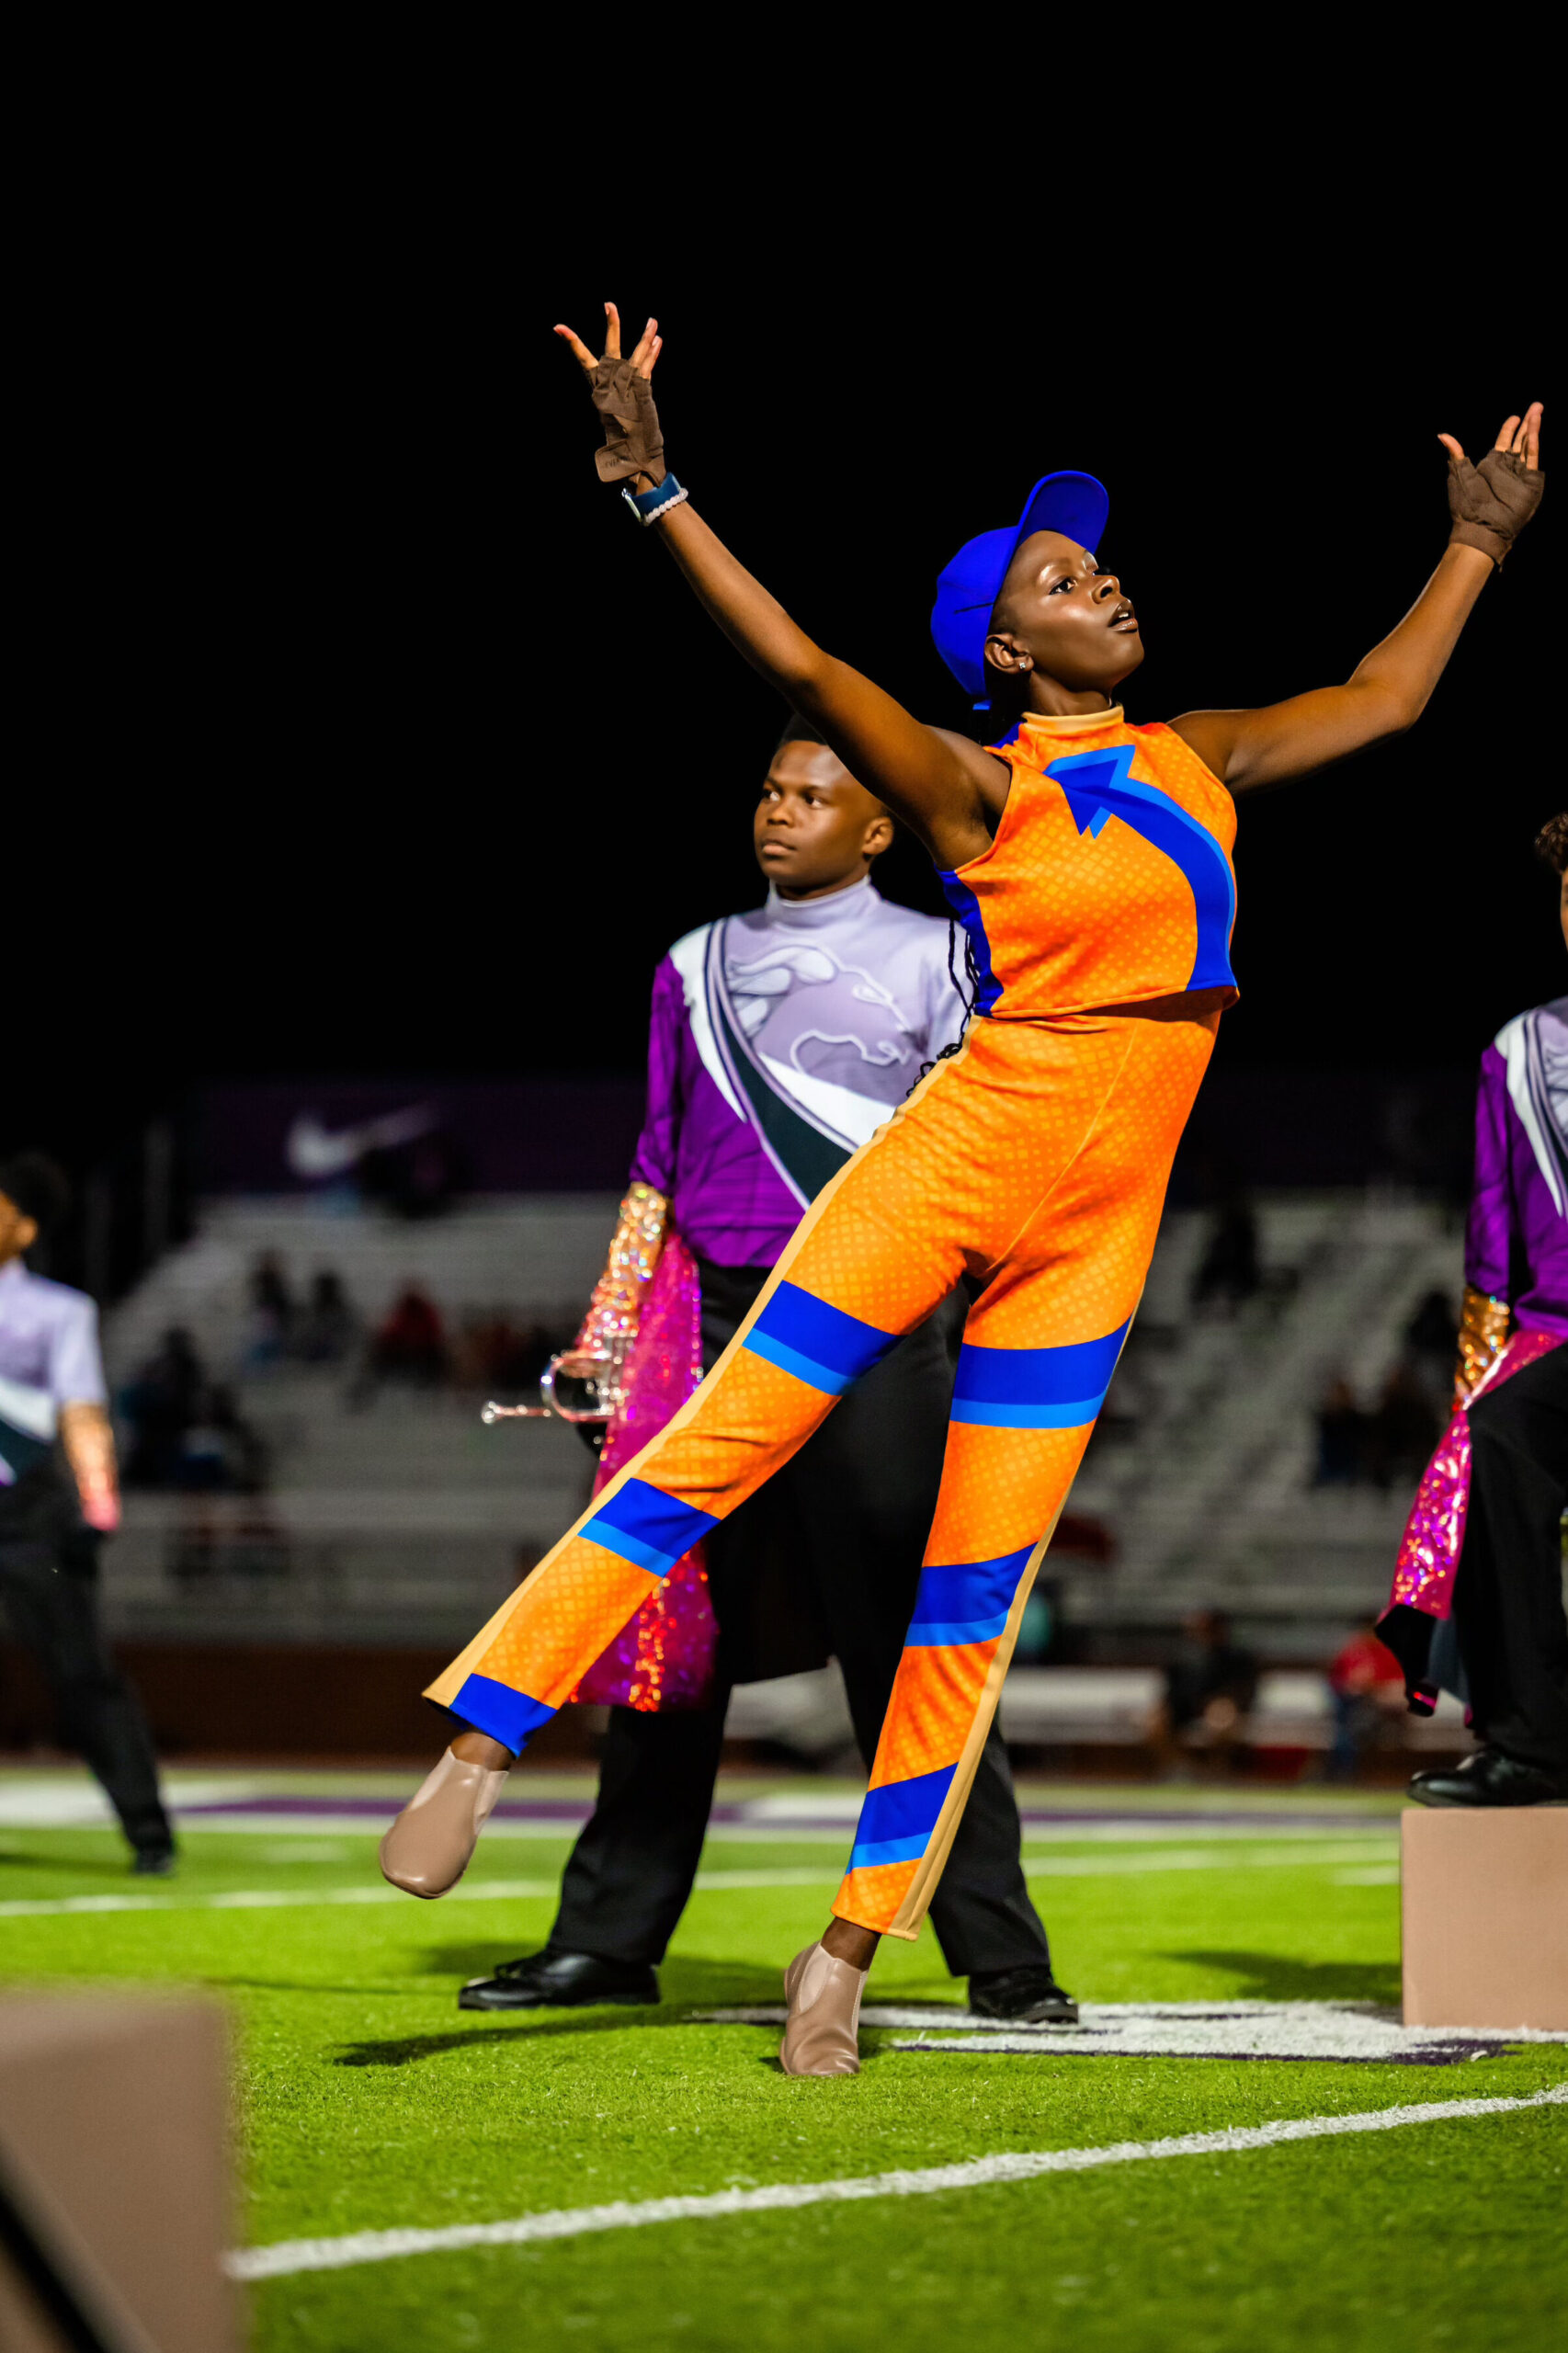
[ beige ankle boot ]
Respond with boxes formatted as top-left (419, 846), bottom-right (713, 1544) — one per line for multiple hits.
top-left (379, 1750), bottom-right (508, 1898)
top-left (779, 1941), bottom-right (867, 2076)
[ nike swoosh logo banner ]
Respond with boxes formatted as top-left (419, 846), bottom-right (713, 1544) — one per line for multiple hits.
top-left (285, 1105), bottom-right (436, 1179)
top-left (1048, 746), bottom-right (1236, 993)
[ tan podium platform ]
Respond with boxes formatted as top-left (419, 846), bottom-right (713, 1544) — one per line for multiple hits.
top-left (0, 1995), bottom-right (238, 2353)
top-left (1403, 1806), bottom-right (1568, 2030)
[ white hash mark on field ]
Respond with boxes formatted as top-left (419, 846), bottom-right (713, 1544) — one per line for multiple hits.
top-left (0, 1847), bottom-right (1399, 1921)
top-left (226, 2085), bottom-right (1568, 2281)
top-left (0, 1870), bottom-right (837, 1921)
top-left (696, 2001), bottom-right (1568, 2066)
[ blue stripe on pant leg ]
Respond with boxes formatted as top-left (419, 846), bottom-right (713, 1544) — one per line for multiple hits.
top-left (452, 1674), bottom-right (556, 1753)
top-left (848, 1763), bottom-right (957, 1873)
top-left (951, 1321), bottom-right (1130, 1429)
top-left (583, 1478), bottom-right (720, 1576)
top-left (744, 1281), bottom-right (897, 1395)
top-left (949, 1397), bottom-right (1105, 1428)
top-left (905, 1544), bottom-right (1036, 1646)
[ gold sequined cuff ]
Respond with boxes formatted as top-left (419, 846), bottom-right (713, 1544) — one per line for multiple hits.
top-left (1455, 1284), bottom-right (1510, 1404)
top-left (572, 1182), bottom-right (670, 1370)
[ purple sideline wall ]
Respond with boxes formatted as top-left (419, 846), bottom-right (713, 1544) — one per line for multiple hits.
top-left (192, 1077), bottom-right (646, 1195)
top-left (189, 1070), bottom-right (1473, 1199)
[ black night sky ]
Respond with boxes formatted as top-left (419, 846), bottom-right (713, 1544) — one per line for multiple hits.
top-left (15, 199), bottom-right (1557, 1187)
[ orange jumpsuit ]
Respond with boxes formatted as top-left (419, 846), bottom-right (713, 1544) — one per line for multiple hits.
top-left (428, 707), bottom-right (1237, 1937)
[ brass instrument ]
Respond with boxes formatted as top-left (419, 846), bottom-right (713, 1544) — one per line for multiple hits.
top-left (480, 1184), bottom-right (670, 1429)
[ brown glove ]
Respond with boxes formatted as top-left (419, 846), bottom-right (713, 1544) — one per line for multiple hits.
top-left (587, 358), bottom-right (665, 486)
top-left (1447, 448), bottom-right (1544, 567)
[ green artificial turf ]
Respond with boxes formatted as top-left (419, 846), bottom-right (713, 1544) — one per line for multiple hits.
top-left (1, 1787), bottom-right (1562, 2353)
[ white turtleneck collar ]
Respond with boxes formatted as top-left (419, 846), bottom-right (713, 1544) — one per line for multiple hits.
top-left (762, 872), bottom-right (878, 929)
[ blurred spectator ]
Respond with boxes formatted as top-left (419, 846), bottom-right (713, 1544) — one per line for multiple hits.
top-left (1364, 1361), bottom-right (1440, 1491)
top-left (365, 1286), bottom-right (449, 1387)
top-left (121, 1330), bottom-right (267, 1493)
top-left (175, 1384), bottom-right (267, 1494)
top-left (457, 1313), bottom-right (571, 1394)
top-left (1154, 1609), bottom-right (1260, 1773)
top-left (1190, 1188), bottom-right (1261, 1314)
top-left (1313, 1376), bottom-right (1369, 1486)
top-left (294, 1269), bottom-right (357, 1365)
top-left (1403, 1288), bottom-right (1460, 1419)
top-left (120, 1327), bottom-right (206, 1487)
top-left (1326, 1616), bottom-right (1405, 1781)
top-left (242, 1251), bottom-right (294, 1370)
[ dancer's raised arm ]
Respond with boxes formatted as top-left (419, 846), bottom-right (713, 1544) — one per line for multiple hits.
top-left (1171, 406), bottom-right (1544, 793)
top-left (556, 306), bottom-right (1006, 869)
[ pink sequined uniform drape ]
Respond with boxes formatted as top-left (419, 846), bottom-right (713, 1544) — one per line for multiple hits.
top-left (572, 1233), bottom-right (719, 1711)
top-left (1388, 1327), bottom-right (1562, 1619)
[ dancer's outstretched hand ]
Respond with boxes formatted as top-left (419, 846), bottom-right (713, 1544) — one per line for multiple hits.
top-left (1440, 402), bottom-right (1544, 566)
top-left (554, 301), bottom-right (666, 487)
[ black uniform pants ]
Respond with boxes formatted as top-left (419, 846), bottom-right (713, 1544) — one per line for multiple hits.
top-left (550, 1262), bottom-right (1051, 1979)
top-left (1452, 1342), bottom-right (1568, 1773)
top-left (0, 1536), bottom-right (172, 1852)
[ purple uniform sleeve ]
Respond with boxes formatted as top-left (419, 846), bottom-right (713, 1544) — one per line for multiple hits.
top-left (1465, 1041), bottom-right (1513, 1301)
top-left (51, 1292), bottom-right (108, 1406)
top-left (628, 957), bottom-right (685, 1195)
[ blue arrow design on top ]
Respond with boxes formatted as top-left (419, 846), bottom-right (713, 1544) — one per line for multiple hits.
top-left (1048, 745), bottom-right (1236, 992)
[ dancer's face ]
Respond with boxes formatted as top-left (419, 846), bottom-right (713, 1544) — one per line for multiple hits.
top-left (985, 530), bottom-right (1144, 699)
top-left (754, 743), bottom-right (893, 900)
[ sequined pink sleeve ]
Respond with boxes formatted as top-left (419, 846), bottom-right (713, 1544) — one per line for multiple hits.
top-left (572, 1232), bottom-right (718, 1711)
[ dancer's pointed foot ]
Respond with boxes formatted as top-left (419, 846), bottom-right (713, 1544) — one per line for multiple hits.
top-left (780, 1940), bottom-right (868, 2076)
top-left (380, 1747), bottom-right (509, 1896)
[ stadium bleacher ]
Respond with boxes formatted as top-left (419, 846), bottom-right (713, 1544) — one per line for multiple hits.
top-left (86, 1190), bottom-right (1468, 1748)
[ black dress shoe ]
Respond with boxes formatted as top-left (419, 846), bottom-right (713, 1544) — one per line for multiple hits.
top-left (967, 1965), bottom-right (1079, 2024)
top-left (131, 1846), bottom-right (176, 1877)
top-left (458, 1949), bottom-right (660, 2011)
top-left (1409, 1748), bottom-right (1568, 1808)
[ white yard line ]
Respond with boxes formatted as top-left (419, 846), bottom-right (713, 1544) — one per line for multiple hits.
top-left (1021, 1843), bottom-right (1392, 1878)
top-left (0, 1868), bottom-right (839, 1921)
top-left (227, 2085), bottom-right (1568, 2282)
top-left (0, 1847), bottom-right (1397, 1922)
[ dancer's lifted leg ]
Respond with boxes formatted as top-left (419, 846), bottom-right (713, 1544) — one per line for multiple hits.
top-left (382, 301), bottom-right (1541, 2072)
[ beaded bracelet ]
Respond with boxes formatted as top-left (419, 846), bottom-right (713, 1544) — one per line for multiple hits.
top-left (622, 472), bottom-right (689, 526)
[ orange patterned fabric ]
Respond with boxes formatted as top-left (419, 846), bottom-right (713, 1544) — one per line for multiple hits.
top-left (942, 709), bottom-right (1238, 1019)
top-left (426, 1004), bottom-right (1219, 1938)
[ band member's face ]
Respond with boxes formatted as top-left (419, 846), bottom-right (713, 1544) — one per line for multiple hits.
top-left (754, 743), bottom-right (893, 900)
top-left (0, 1191), bottom-right (40, 1269)
top-left (985, 529), bottom-right (1145, 698)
